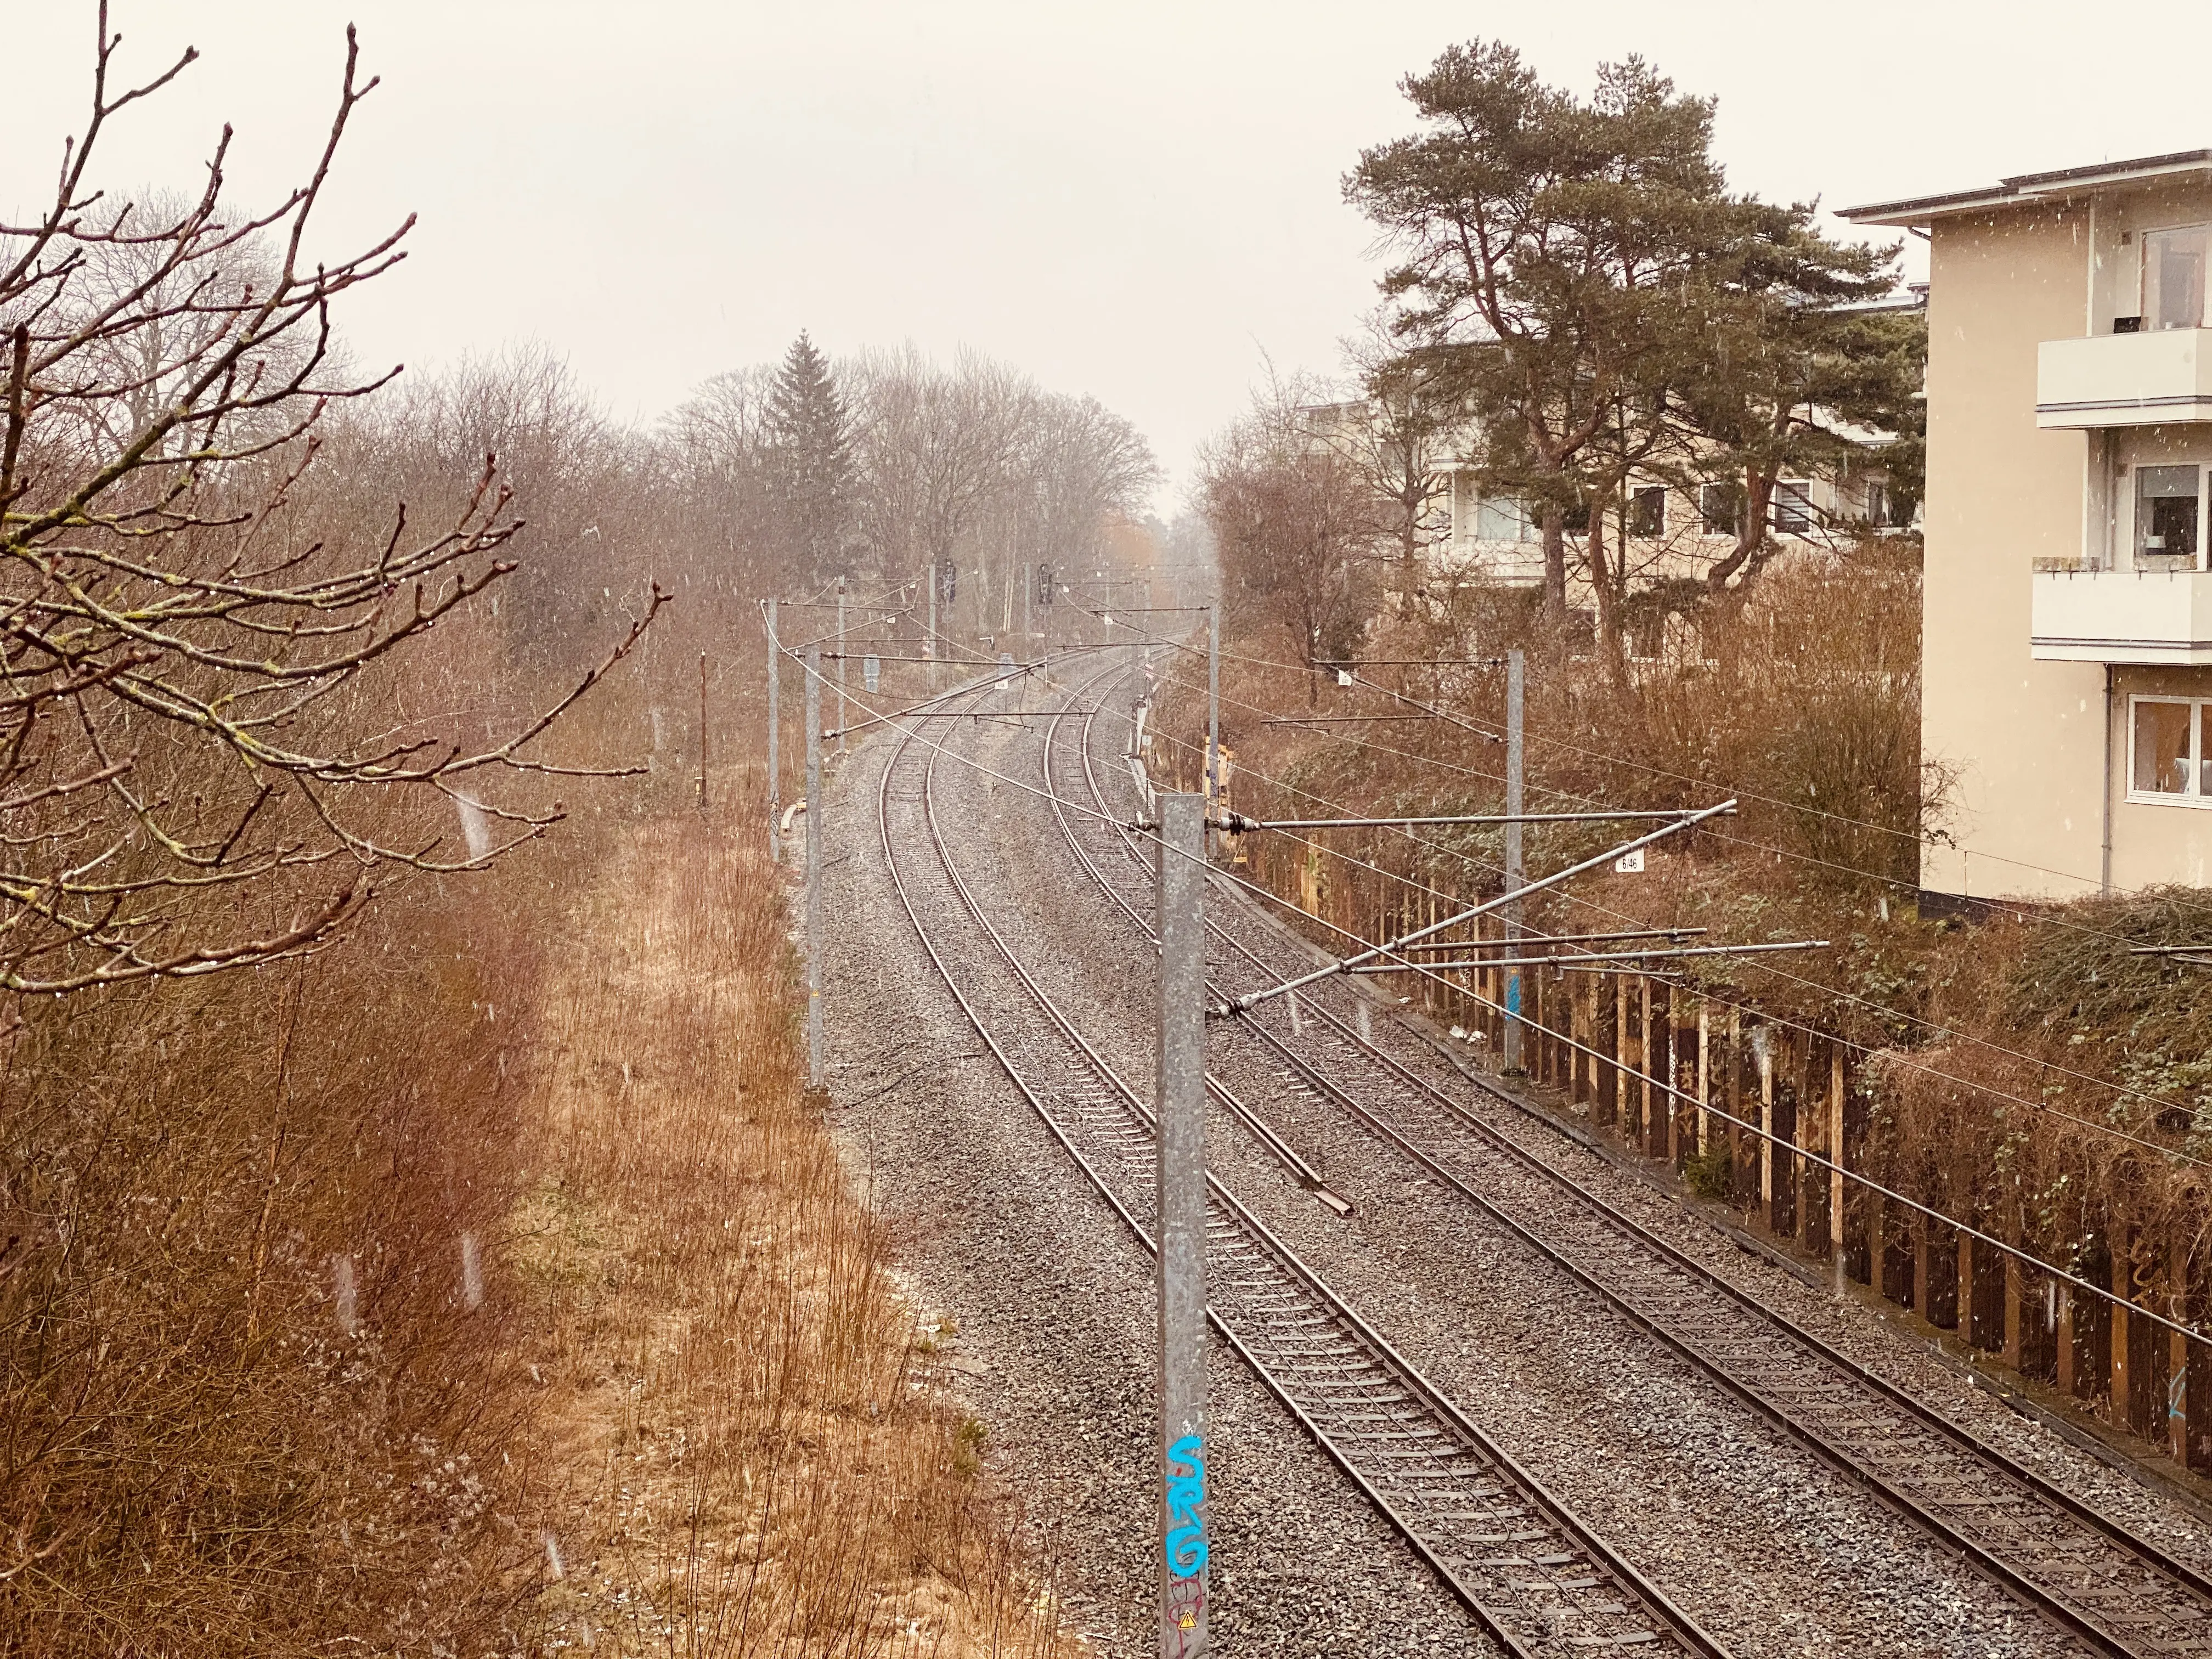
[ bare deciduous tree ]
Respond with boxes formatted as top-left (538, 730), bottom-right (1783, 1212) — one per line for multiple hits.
top-left (1198, 374), bottom-right (1380, 695)
top-left (1336, 324), bottom-right (1456, 594)
top-left (0, 12), bottom-right (657, 996)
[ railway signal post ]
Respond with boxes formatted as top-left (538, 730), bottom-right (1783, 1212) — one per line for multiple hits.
top-left (1155, 791), bottom-right (1210, 1656)
top-left (806, 644), bottom-right (824, 1087)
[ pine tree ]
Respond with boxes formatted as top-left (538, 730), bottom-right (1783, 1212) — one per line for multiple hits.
top-left (765, 331), bottom-right (855, 589)
top-left (1348, 41), bottom-right (1910, 655)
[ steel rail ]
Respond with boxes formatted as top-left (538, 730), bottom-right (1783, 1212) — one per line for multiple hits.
top-left (1048, 659), bottom-right (2212, 1659)
top-left (878, 668), bottom-right (1730, 1659)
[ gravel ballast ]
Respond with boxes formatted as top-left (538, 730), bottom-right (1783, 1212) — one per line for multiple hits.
top-left (812, 659), bottom-right (2210, 1657)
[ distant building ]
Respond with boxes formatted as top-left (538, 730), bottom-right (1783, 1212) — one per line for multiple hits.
top-left (1441, 427), bottom-right (1906, 596)
top-left (1299, 391), bottom-right (1909, 665)
top-left (1845, 150), bottom-right (2212, 906)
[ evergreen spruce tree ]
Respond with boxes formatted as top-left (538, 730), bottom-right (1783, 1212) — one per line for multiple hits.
top-left (765, 331), bottom-right (855, 590)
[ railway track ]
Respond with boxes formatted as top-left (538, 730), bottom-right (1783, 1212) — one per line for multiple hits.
top-left (874, 676), bottom-right (1731, 1659)
top-left (1039, 650), bottom-right (2212, 1659)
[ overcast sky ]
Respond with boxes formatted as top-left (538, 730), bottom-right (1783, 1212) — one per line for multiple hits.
top-left (8, 3), bottom-right (2208, 507)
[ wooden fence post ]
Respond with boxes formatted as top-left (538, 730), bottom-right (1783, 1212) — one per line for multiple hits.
top-left (1571, 975), bottom-right (1590, 1104)
top-left (1637, 977), bottom-right (1654, 1154)
top-left (1829, 1043), bottom-right (1847, 1274)
top-left (1798, 1036), bottom-right (1823, 1259)
top-left (2183, 1236), bottom-right (2211, 1472)
top-left (1728, 1008), bottom-right (1747, 1201)
top-left (1548, 969), bottom-right (1562, 1082)
top-left (2169, 1232), bottom-right (2191, 1465)
top-left (1784, 1032), bottom-right (1805, 1244)
top-left (2056, 1285), bottom-right (2075, 1397)
top-left (2003, 1211), bottom-right (2025, 1373)
top-left (2109, 1232), bottom-right (2133, 1430)
top-left (1619, 982), bottom-right (1637, 1150)
top-left (1696, 1001), bottom-right (1711, 1156)
top-left (1959, 1220), bottom-right (1980, 1350)
top-left (1758, 1030), bottom-right (1775, 1225)
top-left (1912, 1201), bottom-right (1932, 1324)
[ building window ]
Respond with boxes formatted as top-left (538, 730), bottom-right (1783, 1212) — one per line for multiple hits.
top-left (1773, 481), bottom-right (1814, 534)
top-left (1699, 482), bottom-right (1740, 537)
top-left (1628, 609), bottom-right (1666, 661)
top-left (1475, 494), bottom-right (1534, 542)
top-left (2144, 225), bottom-right (2209, 331)
top-left (1627, 486), bottom-right (1666, 538)
top-left (2136, 464), bottom-right (2202, 568)
top-left (2131, 697), bottom-right (2210, 800)
top-left (1565, 608), bottom-right (1596, 656)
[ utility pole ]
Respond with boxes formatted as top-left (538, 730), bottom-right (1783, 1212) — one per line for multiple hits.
top-left (1155, 791), bottom-right (1210, 1656)
top-left (1502, 648), bottom-right (1526, 1074)
top-left (697, 652), bottom-right (709, 811)
top-left (1023, 558), bottom-right (1032, 640)
top-left (836, 576), bottom-right (849, 755)
top-left (806, 644), bottom-right (823, 1088)
top-left (926, 565), bottom-right (939, 691)
top-left (1205, 606), bottom-right (1221, 846)
top-left (767, 600), bottom-right (781, 864)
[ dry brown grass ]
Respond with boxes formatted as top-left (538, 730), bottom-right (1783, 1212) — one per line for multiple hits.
top-left (0, 651), bottom-right (1071, 1655)
top-left (510, 777), bottom-right (1069, 1658)
top-left (0, 874), bottom-right (544, 1653)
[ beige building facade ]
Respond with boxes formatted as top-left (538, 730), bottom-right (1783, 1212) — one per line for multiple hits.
top-left (1847, 151), bottom-right (2212, 905)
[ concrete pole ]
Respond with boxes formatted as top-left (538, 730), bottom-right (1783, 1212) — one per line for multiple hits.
top-left (1155, 792), bottom-right (1210, 1657)
top-left (926, 565), bottom-right (939, 692)
top-left (1023, 559), bottom-right (1032, 639)
top-left (1502, 647), bottom-right (1526, 1073)
top-left (806, 645), bottom-right (823, 1088)
top-left (767, 599), bottom-right (781, 865)
top-left (836, 577), bottom-right (849, 755)
top-left (1205, 607), bottom-right (1221, 809)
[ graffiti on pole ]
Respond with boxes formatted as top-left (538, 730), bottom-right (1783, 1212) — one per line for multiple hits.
top-left (1164, 1434), bottom-right (1208, 1576)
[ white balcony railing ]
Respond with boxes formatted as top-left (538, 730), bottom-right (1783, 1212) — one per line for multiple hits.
top-left (2032, 569), bottom-right (2212, 663)
top-left (2036, 329), bottom-right (2212, 427)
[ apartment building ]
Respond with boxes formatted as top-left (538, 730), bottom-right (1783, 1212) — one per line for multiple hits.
top-left (1845, 151), bottom-right (2212, 906)
top-left (1297, 395), bottom-right (1903, 647)
top-left (1443, 457), bottom-right (1900, 596)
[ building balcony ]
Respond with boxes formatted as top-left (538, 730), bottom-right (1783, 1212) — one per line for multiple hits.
top-left (2032, 569), bottom-right (2212, 663)
top-left (2036, 329), bottom-right (2212, 427)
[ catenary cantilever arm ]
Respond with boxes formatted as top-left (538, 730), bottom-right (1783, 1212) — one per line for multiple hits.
top-left (1226, 799), bottom-right (1737, 1014)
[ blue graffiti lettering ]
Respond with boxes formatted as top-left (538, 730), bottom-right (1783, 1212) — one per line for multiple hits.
top-left (1164, 1434), bottom-right (1207, 1578)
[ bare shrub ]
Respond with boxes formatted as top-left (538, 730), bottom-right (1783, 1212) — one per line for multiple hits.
top-left (0, 16), bottom-right (653, 994)
top-left (0, 861), bottom-right (544, 1650)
